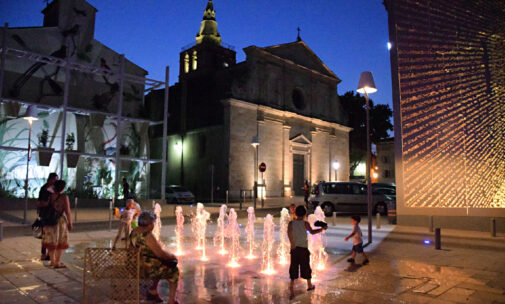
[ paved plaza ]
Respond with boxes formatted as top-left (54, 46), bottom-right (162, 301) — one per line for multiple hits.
top-left (0, 215), bottom-right (505, 304)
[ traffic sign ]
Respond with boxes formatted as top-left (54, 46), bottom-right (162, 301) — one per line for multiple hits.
top-left (259, 162), bottom-right (266, 172)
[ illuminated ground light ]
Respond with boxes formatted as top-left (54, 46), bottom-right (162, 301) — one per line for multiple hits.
top-left (227, 260), bottom-right (240, 268)
top-left (278, 257), bottom-right (288, 265)
top-left (424, 240), bottom-right (431, 245)
top-left (246, 254), bottom-right (257, 260)
top-left (316, 263), bottom-right (325, 271)
top-left (218, 249), bottom-right (228, 255)
top-left (260, 267), bottom-right (276, 275)
top-left (175, 250), bottom-right (184, 256)
top-left (200, 255), bottom-right (209, 262)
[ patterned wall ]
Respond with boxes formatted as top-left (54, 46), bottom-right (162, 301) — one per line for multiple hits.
top-left (387, 0), bottom-right (505, 208)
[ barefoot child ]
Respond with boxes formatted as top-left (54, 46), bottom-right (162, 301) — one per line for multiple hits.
top-left (113, 199), bottom-right (139, 249)
top-left (344, 215), bottom-right (369, 265)
top-left (288, 205), bottom-right (327, 300)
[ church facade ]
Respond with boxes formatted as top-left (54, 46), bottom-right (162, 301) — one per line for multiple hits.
top-left (149, 0), bottom-right (351, 200)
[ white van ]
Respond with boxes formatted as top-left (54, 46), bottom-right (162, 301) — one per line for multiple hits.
top-left (309, 182), bottom-right (396, 216)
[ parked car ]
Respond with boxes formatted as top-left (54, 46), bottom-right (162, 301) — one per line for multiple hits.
top-left (165, 185), bottom-right (195, 204)
top-left (309, 182), bottom-right (395, 216)
top-left (373, 182), bottom-right (396, 190)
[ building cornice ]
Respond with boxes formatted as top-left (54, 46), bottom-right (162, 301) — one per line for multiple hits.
top-left (222, 98), bottom-right (352, 133)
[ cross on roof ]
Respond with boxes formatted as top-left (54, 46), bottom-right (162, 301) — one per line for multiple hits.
top-left (297, 27), bottom-right (301, 41)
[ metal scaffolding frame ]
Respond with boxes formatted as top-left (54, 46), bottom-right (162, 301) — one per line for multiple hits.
top-left (0, 23), bottom-right (169, 200)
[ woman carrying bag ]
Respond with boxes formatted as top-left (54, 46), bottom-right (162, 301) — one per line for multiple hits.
top-left (41, 180), bottom-right (72, 268)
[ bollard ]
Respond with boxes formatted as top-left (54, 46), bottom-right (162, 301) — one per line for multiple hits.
top-left (152, 200), bottom-right (155, 209)
top-left (74, 197), bottom-right (78, 223)
top-left (332, 212), bottom-right (337, 226)
top-left (435, 228), bottom-right (441, 250)
top-left (0, 221), bottom-right (3, 241)
top-left (226, 190), bottom-right (229, 205)
top-left (240, 190), bottom-right (244, 210)
top-left (109, 199), bottom-right (114, 231)
top-left (491, 218), bottom-right (496, 237)
top-left (429, 215), bottom-right (434, 233)
top-left (376, 213), bottom-right (381, 229)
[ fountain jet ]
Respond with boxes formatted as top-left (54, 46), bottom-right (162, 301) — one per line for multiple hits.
top-left (277, 208), bottom-right (290, 265)
top-left (245, 207), bottom-right (256, 259)
top-left (261, 214), bottom-right (276, 275)
top-left (175, 206), bottom-right (185, 255)
top-left (214, 204), bottom-right (228, 255)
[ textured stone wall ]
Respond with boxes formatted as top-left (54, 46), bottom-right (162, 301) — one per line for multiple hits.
top-left (388, 0), bottom-right (505, 209)
top-left (226, 99), bottom-right (350, 199)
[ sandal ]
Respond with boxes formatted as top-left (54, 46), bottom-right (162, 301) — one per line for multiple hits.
top-left (54, 263), bottom-right (66, 269)
top-left (307, 286), bottom-right (316, 291)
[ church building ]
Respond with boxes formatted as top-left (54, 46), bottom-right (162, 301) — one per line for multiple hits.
top-left (149, 0), bottom-right (351, 200)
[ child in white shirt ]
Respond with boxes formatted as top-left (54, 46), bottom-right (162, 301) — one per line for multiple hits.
top-left (112, 200), bottom-right (139, 249)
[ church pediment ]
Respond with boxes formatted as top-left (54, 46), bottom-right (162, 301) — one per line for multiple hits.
top-left (259, 41), bottom-right (338, 80)
top-left (290, 134), bottom-right (312, 146)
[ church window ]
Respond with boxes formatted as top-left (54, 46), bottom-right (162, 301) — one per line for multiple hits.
top-left (192, 51), bottom-right (198, 70)
top-left (292, 88), bottom-right (306, 110)
top-left (184, 53), bottom-right (190, 73)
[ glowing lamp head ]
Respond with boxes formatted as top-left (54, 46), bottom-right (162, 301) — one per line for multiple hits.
top-left (251, 136), bottom-right (260, 148)
top-left (357, 71), bottom-right (377, 94)
top-left (424, 240), bottom-right (430, 245)
top-left (23, 105), bottom-right (39, 124)
top-left (332, 161), bottom-right (340, 170)
top-left (372, 172), bottom-right (378, 179)
top-left (387, 42), bottom-right (392, 50)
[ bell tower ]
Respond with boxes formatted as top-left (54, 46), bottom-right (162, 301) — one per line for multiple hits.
top-left (179, 0), bottom-right (236, 79)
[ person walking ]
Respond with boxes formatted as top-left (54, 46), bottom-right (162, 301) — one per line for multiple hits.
top-left (37, 173), bottom-right (58, 261)
top-left (122, 178), bottom-right (130, 199)
top-left (41, 180), bottom-right (72, 268)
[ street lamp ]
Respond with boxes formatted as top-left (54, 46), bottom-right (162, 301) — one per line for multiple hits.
top-left (251, 136), bottom-right (259, 209)
top-left (332, 161), bottom-right (340, 181)
top-left (357, 71), bottom-right (377, 244)
top-left (23, 105), bottom-right (38, 224)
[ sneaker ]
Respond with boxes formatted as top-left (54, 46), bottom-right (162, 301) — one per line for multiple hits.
top-left (362, 259), bottom-right (369, 265)
top-left (347, 258), bottom-right (355, 263)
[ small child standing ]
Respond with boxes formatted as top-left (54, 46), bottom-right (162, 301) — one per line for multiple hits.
top-left (112, 199), bottom-right (139, 249)
top-left (344, 215), bottom-right (369, 265)
top-left (288, 205), bottom-right (327, 300)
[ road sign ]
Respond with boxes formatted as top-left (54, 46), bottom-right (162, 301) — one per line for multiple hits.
top-left (259, 162), bottom-right (266, 172)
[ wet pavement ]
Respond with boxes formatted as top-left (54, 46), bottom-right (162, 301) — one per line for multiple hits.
top-left (1, 215), bottom-right (505, 303)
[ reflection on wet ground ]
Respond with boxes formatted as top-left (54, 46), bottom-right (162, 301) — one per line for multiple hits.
top-left (3, 218), bottom-right (504, 304)
top-left (69, 219), bottom-right (394, 304)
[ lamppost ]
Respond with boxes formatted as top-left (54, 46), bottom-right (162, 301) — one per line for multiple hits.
top-left (23, 105), bottom-right (38, 224)
top-left (357, 71), bottom-right (377, 244)
top-left (251, 136), bottom-right (259, 210)
top-left (332, 161), bottom-right (340, 182)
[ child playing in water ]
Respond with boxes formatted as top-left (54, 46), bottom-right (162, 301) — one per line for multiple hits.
top-left (288, 205), bottom-right (327, 300)
top-left (289, 203), bottom-right (296, 221)
top-left (112, 199), bottom-right (140, 249)
top-left (344, 215), bottom-right (369, 265)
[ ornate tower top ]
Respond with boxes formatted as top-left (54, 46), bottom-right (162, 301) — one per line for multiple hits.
top-left (196, 0), bottom-right (222, 45)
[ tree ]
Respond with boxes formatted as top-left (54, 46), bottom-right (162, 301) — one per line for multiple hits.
top-left (339, 91), bottom-right (393, 174)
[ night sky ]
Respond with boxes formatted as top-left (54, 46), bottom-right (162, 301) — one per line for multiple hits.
top-left (1, 0), bottom-right (392, 109)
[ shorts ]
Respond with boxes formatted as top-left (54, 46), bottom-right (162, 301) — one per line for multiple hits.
top-left (289, 247), bottom-right (312, 280)
top-left (352, 242), bottom-right (363, 253)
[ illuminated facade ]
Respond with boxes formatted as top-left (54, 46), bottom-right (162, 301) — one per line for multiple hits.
top-left (386, 0), bottom-right (505, 228)
top-left (149, 0), bottom-right (351, 200)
